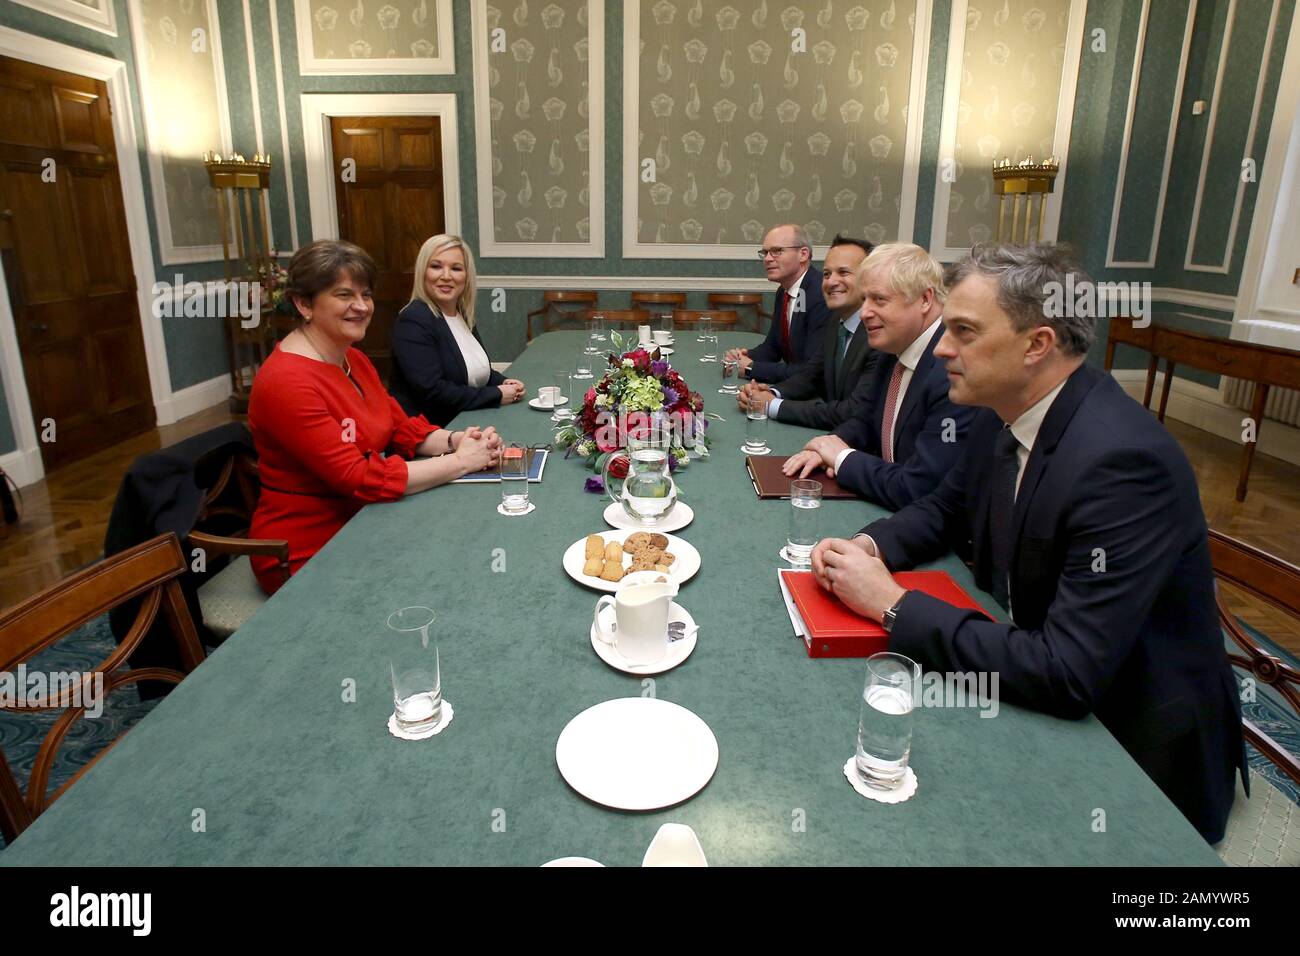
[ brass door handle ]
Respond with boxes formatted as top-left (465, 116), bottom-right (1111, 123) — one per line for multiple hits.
top-left (0, 210), bottom-right (12, 220)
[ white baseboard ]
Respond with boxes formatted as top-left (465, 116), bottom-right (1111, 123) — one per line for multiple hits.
top-left (1111, 369), bottom-right (1300, 468)
top-left (0, 446), bottom-right (44, 489)
top-left (155, 374), bottom-right (232, 426)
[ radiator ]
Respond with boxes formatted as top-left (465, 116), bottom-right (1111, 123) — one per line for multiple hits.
top-left (1222, 379), bottom-right (1300, 426)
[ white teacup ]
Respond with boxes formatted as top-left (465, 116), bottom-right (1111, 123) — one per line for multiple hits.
top-left (537, 385), bottom-right (559, 408)
top-left (652, 330), bottom-right (672, 346)
top-left (638, 324), bottom-right (653, 347)
top-left (593, 580), bottom-right (679, 665)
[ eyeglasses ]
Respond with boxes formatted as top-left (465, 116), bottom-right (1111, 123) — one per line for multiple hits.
top-left (757, 246), bottom-right (797, 259)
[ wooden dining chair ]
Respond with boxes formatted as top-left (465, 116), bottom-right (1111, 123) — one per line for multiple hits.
top-left (707, 293), bottom-right (769, 333)
top-left (630, 291), bottom-right (687, 312)
top-left (190, 448), bottom-right (288, 642)
top-left (526, 290), bottom-right (599, 341)
top-left (0, 533), bottom-right (206, 842)
top-left (670, 309), bottom-right (741, 330)
top-left (1207, 530), bottom-right (1300, 866)
top-left (576, 308), bottom-right (653, 331)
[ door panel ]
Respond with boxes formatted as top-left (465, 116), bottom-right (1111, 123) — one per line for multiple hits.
top-left (330, 115), bottom-right (445, 383)
top-left (0, 55), bottom-right (154, 473)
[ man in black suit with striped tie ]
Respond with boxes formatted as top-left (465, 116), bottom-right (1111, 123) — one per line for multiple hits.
top-left (724, 223), bottom-right (831, 384)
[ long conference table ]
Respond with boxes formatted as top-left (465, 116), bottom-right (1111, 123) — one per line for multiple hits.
top-left (2, 330), bottom-right (1220, 866)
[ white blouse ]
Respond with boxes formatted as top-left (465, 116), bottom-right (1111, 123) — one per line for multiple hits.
top-left (442, 312), bottom-right (492, 388)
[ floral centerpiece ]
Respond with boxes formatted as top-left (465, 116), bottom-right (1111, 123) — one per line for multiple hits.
top-left (555, 332), bottom-right (714, 490)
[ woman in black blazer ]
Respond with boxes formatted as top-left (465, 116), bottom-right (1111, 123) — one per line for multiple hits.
top-left (389, 234), bottom-right (526, 426)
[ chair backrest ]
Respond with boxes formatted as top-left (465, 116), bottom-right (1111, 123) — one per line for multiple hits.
top-left (536, 290), bottom-right (601, 337)
top-left (194, 447), bottom-right (261, 537)
top-left (0, 533), bottom-right (205, 842)
top-left (671, 309), bottom-right (741, 328)
top-left (1208, 529), bottom-right (1300, 787)
top-left (630, 291), bottom-right (687, 308)
top-left (578, 308), bottom-right (653, 328)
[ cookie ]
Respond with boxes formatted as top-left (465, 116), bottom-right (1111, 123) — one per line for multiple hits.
top-left (604, 541), bottom-right (623, 563)
top-left (583, 556), bottom-right (604, 577)
top-left (648, 534), bottom-right (669, 550)
top-left (629, 554), bottom-right (659, 572)
top-left (585, 535), bottom-right (605, 560)
top-left (600, 561), bottom-right (625, 582)
top-left (623, 532), bottom-right (652, 553)
top-left (658, 551), bottom-right (676, 566)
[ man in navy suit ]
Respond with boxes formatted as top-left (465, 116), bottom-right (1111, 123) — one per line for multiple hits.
top-left (783, 243), bottom-right (977, 511)
top-left (737, 235), bottom-right (881, 431)
top-left (724, 223), bottom-right (830, 384)
top-left (812, 243), bottom-right (1245, 843)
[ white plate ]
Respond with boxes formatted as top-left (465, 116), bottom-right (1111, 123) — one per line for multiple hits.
top-left (602, 500), bottom-right (694, 533)
top-left (563, 530), bottom-right (701, 593)
top-left (528, 396), bottom-right (569, 411)
top-left (590, 601), bottom-right (697, 675)
top-left (542, 857), bottom-right (605, 867)
top-left (555, 698), bottom-right (719, 811)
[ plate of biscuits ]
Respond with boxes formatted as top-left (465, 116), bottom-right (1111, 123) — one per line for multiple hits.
top-left (563, 530), bottom-right (702, 593)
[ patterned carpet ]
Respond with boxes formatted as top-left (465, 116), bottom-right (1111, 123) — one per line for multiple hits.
top-left (1, 614), bottom-right (1297, 853)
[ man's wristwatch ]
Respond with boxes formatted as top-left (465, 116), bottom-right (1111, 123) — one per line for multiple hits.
top-left (881, 594), bottom-right (906, 633)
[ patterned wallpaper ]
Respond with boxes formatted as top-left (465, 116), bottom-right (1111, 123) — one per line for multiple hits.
top-left (630, 0), bottom-right (922, 252)
top-left (944, 0), bottom-right (1070, 248)
top-left (477, 0), bottom-right (596, 249)
top-left (135, 0), bottom-right (227, 251)
top-left (301, 0), bottom-right (441, 60)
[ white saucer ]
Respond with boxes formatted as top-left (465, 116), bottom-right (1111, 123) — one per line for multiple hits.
top-left (528, 396), bottom-right (569, 411)
top-left (602, 500), bottom-right (694, 533)
top-left (590, 601), bottom-right (697, 675)
top-left (555, 697), bottom-right (719, 811)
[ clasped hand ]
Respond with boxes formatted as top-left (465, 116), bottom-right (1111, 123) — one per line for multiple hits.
top-left (722, 348), bottom-right (752, 377)
top-left (455, 425), bottom-right (503, 471)
top-left (810, 537), bottom-right (905, 623)
top-left (782, 434), bottom-right (851, 479)
top-left (499, 379), bottom-right (526, 404)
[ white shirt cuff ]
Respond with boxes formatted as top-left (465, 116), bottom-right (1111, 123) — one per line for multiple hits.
top-left (833, 447), bottom-right (856, 474)
top-left (768, 397), bottom-right (782, 417)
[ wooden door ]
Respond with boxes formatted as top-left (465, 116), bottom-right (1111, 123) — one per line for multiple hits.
top-left (0, 56), bottom-right (154, 473)
top-left (330, 116), bottom-right (445, 383)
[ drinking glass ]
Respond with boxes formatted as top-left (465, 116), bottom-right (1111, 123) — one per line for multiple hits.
top-left (388, 606), bottom-right (441, 734)
top-left (695, 315), bottom-right (713, 343)
top-left (700, 331), bottom-right (719, 364)
top-left (658, 312), bottom-right (674, 338)
top-left (786, 479), bottom-right (822, 565)
top-left (574, 341), bottom-right (594, 379)
top-left (742, 404), bottom-right (769, 454)
top-left (552, 370), bottom-right (575, 424)
top-left (855, 652), bottom-right (921, 790)
top-left (719, 354), bottom-right (740, 394)
top-left (585, 316), bottom-right (606, 355)
top-left (500, 443), bottom-right (530, 513)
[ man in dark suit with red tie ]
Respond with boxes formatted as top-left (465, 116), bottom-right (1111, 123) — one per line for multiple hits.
top-left (724, 223), bottom-right (830, 384)
top-left (782, 243), bottom-right (977, 510)
top-left (812, 243), bottom-right (1246, 844)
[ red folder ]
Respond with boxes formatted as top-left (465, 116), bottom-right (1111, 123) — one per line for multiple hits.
top-left (779, 568), bottom-right (992, 658)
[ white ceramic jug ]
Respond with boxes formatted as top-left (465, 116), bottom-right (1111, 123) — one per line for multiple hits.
top-left (593, 580), bottom-right (679, 664)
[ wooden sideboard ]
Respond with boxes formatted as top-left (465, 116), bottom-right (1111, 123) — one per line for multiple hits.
top-left (1104, 321), bottom-right (1300, 500)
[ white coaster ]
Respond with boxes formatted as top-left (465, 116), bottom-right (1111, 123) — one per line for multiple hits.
top-left (842, 757), bottom-right (917, 803)
top-left (741, 444), bottom-right (770, 455)
top-left (779, 545), bottom-right (812, 567)
top-left (498, 502), bottom-right (536, 517)
top-left (387, 700), bottom-right (455, 741)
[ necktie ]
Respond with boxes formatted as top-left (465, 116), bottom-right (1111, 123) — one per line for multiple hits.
top-left (879, 361), bottom-right (905, 463)
top-left (989, 424), bottom-right (1021, 612)
top-left (781, 291), bottom-right (793, 361)
top-left (833, 322), bottom-right (852, 384)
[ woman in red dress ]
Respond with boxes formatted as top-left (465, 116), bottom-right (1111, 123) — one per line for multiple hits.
top-left (248, 240), bottom-right (503, 594)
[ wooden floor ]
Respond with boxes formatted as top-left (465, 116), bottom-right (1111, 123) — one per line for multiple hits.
top-left (1, 404), bottom-right (1298, 654)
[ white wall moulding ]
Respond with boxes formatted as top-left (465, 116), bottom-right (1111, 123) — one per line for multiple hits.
top-left (127, 0), bottom-right (235, 265)
top-left (478, 274), bottom-right (776, 292)
top-left (269, 0), bottom-right (301, 252)
top-left (930, 0), bottom-right (1086, 262)
top-left (0, 26), bottom-right (172, 477)
top-left (293, 0), bottom-right (454, 75)
top-left (240, 0), bottom-right (273, 253)
top-left (621, 0), bottom-right (933, 260)
top-left (471, 0), bottom-right (606, 258)
top-left (301, 93), bottom-right (462, 241)
top-left (1151, 287), bottom-right (1237, 312)
top-left (1184, 0), bottom-right (1282, 275)
top-left (10, 0), bottom-right (118, 36)
top-left (0, 449), bottom-right (42, 491)
top-left (1233, 2), bottom-right (1300, 336)
top-left (1105, 0), bottom-right (1197, 269)
top-left (157, 374), bottom-right (233, 425)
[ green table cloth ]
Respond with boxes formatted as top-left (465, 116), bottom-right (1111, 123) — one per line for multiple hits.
top-left (2, 331), bottom-right (1221, 866)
